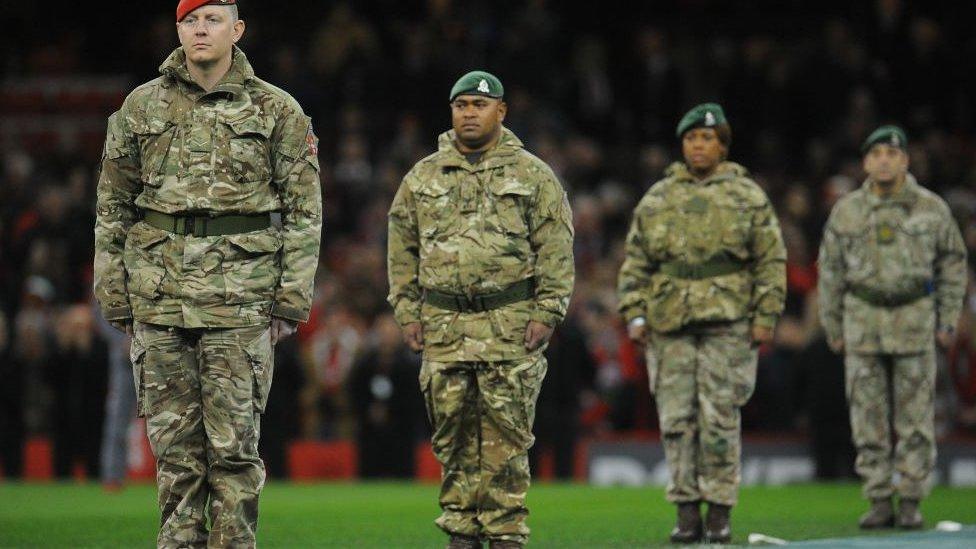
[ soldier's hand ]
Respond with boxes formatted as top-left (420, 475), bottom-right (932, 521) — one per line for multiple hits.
top-left (402, 322), bottom-right (424, 353)
top-left (751, 325), bottom-right (774, 347)
top-left (828, 338), bottom-right (845, 353)
top-left (271, 318), bottom-right (298, 345)
top-left (524, 321), bottom-right (554, 351)
top-left (110, 320), bottom-right (133, 337)
top-left (627, 323), bottom-right (648, 345)
top-left (937, 329), bottom-right (955, 350)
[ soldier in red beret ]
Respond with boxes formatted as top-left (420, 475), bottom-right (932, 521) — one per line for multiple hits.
top-left (94, 1), bottom-right (322, 547)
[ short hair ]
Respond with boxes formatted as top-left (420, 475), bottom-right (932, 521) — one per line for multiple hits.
top-left (714, 124), bottom-right (732, 149)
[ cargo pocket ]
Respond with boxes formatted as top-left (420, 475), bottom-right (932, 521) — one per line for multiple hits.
top-left (244, 326), bottom-right (274, 413)
top-left (490, 305), bottom-right (532, 346)
top-left (223, 230), bottom-right (282, 305)
top-left (123, 222), bottom-right (171, 299)
top-left (223, 114), bottom-right (273, 183)
top-left (129, 332), bottom-right (147, 418)
top-left (644, 345), bottom-right (659, 395)
top-left (727, 330), bottom-right (758, 406)
top-left (418, 361), bottom-right (435, 427)
top-left (511, 357), bottom-right (547, 449)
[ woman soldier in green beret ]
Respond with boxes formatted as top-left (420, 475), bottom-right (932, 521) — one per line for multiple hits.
top-left (617, 103), bottom-right (786, 544)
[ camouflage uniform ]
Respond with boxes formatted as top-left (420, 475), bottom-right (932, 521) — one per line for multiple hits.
top-left (387, 127), bottom-right (574, 544)
top-left (94, 47), bottom-right (321, 547)
top-left (818, 174), bottom-right (966, 501)
top-left (617, 161), bottom-right (786, 506)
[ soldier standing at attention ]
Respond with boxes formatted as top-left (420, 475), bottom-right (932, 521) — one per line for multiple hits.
top-left (387, 71), bottom-right (574, 549)
top-left (617, 103), bottom-right (786, 544)
top-left (818, 125), bottom-right (966, 530)
top-left (93, 1), bottom-right (322, 546)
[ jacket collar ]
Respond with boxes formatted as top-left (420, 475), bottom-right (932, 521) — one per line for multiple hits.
top-left (860, 173), bottom-right (920, 208)
top-left (665, 161), bottom-right (748, 186)
top-left (159, 46), bottom-right (254, 98)
top-left (434, 126), bottom-right (523, 172)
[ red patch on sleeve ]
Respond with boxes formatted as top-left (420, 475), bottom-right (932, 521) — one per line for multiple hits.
top-left (305, 124), bottom-right (318, 157)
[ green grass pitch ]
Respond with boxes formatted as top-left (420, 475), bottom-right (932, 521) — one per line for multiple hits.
top-left (0, 482), bottom-right (974, 547)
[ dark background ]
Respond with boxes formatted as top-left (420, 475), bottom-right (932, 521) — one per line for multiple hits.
top-left (1, 0), bottom-right (975, 480)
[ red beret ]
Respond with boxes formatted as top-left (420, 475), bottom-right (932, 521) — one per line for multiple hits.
top-left (177, 0), bottom-right (236, 22)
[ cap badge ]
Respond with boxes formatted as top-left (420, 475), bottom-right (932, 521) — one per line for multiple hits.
top-left (478, 79), bottom-right (490, 93)
top-left (705, 111), bottom-right (715, 126)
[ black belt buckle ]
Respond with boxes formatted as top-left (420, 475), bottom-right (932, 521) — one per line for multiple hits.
top-left (181, 216), bottom-right (208, 237)
top-left (880, 291), bottom-right (895, 306)
top-left (454, 294), bottom-right (487, 313)
top-left (192, 217), bottom-right (208, 238)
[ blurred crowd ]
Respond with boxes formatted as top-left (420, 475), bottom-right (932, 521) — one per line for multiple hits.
top-left (2, 1), bottom-right (976, 480)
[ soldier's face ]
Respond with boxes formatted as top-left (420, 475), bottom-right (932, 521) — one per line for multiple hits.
top-left (451, 95), bottom-right (506, 150)
top-left (177, 6), bottom-right (245, 67)
top-left (863, 144), bottom-right (908, 184)
top-left (682, 128), bottom-right (726, 173)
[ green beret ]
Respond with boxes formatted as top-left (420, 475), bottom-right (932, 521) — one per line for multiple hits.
top-left (862, 125), bottom-right (908, 154)
top-left (449, 71), bottom-right (504, 102)
top-left (676, 102), bottom-right (728, 138)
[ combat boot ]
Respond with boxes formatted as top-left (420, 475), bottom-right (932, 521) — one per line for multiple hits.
top-left (897, 498), bottom-right (923, 529)
top-left (447, 534), bottom-right (481, 549)
top-left (669, 501), bottom-right (703, 544)
top-left (858, 498), bottom-right (894, 529)
top-left (704, 503), bottom-right (731, 544)
top-left (487, 541), bottom-right (522, 549)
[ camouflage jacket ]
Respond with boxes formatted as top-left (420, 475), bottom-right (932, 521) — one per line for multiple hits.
top-left (387, 127), bottom-right (575, 362)
top-left (617, 161), bottom-right (786, 333)
top-left (94, 47), bottom-right (322, 328)
top-left (817, 174), bottom-right (966, 354)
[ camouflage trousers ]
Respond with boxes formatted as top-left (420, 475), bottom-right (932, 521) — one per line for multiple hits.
top-left (647, 321), bottom-right (757, 507)
top-left (420, 355), bottom-right (547, 544)
top-left (845, 351), bottom-right (936, 500)
top-left (131, 321), bottom-right (274, 549)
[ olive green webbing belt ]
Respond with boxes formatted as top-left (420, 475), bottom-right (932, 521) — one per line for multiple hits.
top-left (659, 259), bottom-right (747, 280)
top-left (143, 210), bottom-right (271, 237)
top-left (849, 282), bottom-right (932, 307)
top-left (424, 278), bottom-right (536, 313)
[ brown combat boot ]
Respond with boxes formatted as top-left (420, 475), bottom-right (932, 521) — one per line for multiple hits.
top-left (447, 534), bottom-right (481, 549)
top-left (897, 498), bottom-right (923, 529)
top-left (669, 501), bottom-right (703, 544)
top-left (704, 503), bottom-right (732, 544)
top-left (487, 541), bottom-right (522, 549)
top-left (858, 498), bottom-right (895, 529)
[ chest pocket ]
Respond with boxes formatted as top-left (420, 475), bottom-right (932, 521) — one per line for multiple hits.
top-left (223, 115), bottom-right (274, 183)
top-left (415, 182), bottom-right (457, 239)
top-left (488, 177), bottom-right (532, 236)
top-left (833, 218), bottom-right (871, 273)
top-left (130, 116), bottom-right (176, 188)
top-left (899, 215), bottom-right (939, 266)
top-left (712, 194), bottom-right (754, 253)
top-left (638, 205), bottom-right (675, 260)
